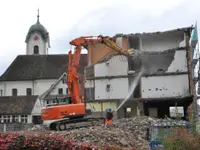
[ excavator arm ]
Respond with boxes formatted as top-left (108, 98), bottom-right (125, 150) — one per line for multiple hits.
top-left (67, 45), bottom-right (83, 104)
top-left (67, 35), bottom-right (133, 105)
top-left (41, 35), bottom-right (135, 131)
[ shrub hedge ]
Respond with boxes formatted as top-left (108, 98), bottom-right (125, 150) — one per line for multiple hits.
top-left (162, 127), bottom-right (200, 150)
top-left (0, 132), bottom-right (136, 150)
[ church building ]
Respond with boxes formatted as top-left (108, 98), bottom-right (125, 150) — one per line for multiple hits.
top-left (0, 11), bottom-right (87, 125)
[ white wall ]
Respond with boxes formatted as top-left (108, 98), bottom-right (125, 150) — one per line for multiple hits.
top-left (95, 55), bottom-right (128, 77)
top-left (5, 81), bottom-right (33, 96)
top-left (167, 50), bottom-right (188, 72)
top-left (95, 78), bottom-right (128, 100)
top-left (85, 80), bottom-right (94, 88)
top-left (26, 33), bottom-right (47, 55)
top-left (47, 79), bottom-right (68, 95)
top-left (116, 37), bottom-right (123, 48)
top-left (34, 79), bottom-right (68, 95)
top-left (141, 33), bottom-right (184, 51)
top-left (141, 74), bottom-right (189, 98)
top-left (31, 99), bottom-right (42, 115)
top-left (0, 78), bottom-right (68, 96)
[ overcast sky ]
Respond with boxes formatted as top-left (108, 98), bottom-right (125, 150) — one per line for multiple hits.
top-left (0, 0), bottom-right (199, 76)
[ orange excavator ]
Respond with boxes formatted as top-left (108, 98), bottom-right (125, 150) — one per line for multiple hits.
top-left (41, 35), bottom-right (133, 131)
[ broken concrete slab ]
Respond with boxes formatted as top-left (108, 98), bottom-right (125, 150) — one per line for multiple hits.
top-left (129, 48), bottom-right (180, 75)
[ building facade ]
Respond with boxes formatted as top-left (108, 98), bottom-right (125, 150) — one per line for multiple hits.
top-left (84, 26), bottom-right (197, 120)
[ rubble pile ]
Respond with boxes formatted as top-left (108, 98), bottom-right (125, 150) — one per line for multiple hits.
top-left (50, 116), bottom-right (163, 150)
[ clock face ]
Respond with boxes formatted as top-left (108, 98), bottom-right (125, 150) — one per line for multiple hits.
top-left (34, 36), bottom-right (39, 41)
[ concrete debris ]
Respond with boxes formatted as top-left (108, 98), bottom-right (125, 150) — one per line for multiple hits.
top-left (28, 124), bottom-right (49, 131)
top-left (46, 116), bottom-right (166, 150)
top-left (130, 48), bottom-right (176, 75)
top-left (131, 48), bottom-right (176, 57)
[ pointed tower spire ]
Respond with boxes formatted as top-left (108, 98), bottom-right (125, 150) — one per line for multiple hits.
top-left (37, 8), bottom-right (40, 23)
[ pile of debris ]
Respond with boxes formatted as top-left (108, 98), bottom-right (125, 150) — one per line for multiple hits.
top-left (48, 116), bottom-right (165, 150)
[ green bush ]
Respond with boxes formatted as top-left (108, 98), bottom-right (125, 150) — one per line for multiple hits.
top-left (162, 127), bottom-right (200, 150)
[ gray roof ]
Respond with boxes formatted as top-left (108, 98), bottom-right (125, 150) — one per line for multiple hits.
top-left (25, 15), bottom-right (50, 47)
top-left (114, 26), bottom-right (194, 38)
top-left (0, 96), bottom-right (38, 115)
top-left (0, 54), bottom-right (88, 81)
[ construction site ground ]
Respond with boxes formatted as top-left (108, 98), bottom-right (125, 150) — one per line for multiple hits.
top-left (21, 116), bottom-right (167, 150)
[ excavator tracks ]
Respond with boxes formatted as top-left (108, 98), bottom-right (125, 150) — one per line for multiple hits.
top-left (49, 117), bottom-right (105, 131)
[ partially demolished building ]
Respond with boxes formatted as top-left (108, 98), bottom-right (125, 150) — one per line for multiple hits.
top-left (84, 25), bottom-right (199, 120)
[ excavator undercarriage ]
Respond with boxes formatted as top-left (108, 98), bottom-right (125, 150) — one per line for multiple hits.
top-left (49, 116), bottom-right (105, 131)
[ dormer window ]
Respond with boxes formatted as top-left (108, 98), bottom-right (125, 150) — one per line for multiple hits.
top-left (34, 45), bottom-right (39, 54)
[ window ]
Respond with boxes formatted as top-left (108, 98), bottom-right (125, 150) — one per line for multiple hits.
top-left (62, 75), bottom-right (66, 84)
top-left (12, 115), bottom-right (19, 123)
top-left (3, 115), bottom-right (11, 123)
top-left (12, 88), bottom-right (17, 96)
top-left (32, 116), bottom-right (42, 124)
top-left (33, 45), bottom-right (39, 54)
top-left (66, 88), bottom-right (69, 94)
top-left (125, 107), bottom-right (132, 118)
top-left (26, 88), bottom-right (32, 96)
top-left (169, 107), bottom-right (184, 118)
top-left (58, 88), bottom-right (63, 94)
top-left (106, 84), bottom-right (111, 92)
top-left (21, 115), bottom-right (28, 123)
top-left (0, 90), bottom-right (2, 96)
top-left (62, 79), bottom-right (65, 84)
top-left (52, 100), bottom-right (57, 104)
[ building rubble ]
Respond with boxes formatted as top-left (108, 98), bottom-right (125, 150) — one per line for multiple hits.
top-left (29, 116), bottom-right (169, 149)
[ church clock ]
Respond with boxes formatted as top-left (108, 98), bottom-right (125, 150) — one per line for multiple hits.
top-left (34, 35), bottom-right (39, 41)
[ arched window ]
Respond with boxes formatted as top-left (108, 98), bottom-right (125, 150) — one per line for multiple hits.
top-left (34, 45), bottom-right (39, 54)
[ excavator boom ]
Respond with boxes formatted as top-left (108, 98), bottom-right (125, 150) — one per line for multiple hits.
top-left (41, 35), bottom-right (134, 131)
top-left (67, 35), bottom-right (133, 105)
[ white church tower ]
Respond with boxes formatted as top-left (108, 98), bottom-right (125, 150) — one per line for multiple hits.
top-left (25, 9), bottom-right (50, 55)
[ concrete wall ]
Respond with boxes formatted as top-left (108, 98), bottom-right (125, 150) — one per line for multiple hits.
top-left (85, 80), bottom-right (94, 88)
top-left (4, 81), bottom-right (33, 96)
top-left (87, 49), bottom-right (188, 100)
top-left (95, 78), bottom-right (128, 100)
top-left (85, 54), bottom-right (129, 101)
top-left (95, 55), bottom-right (128, 77)
top-left (117, 101), bottom-right (138, 119)
top-left (140, 32), bottom-right (184, 51)
top-left (86, 101), bottom-right (117, 112)
top-left (0, 79), bottom-right (68, 96)
top-left (141, 74), bottom-right (189, 98)
top-left (167, 50), bottom-right (188, 72)
top-left (26, 33), bottom-right (47, 55)
top-left (86, 101), bottom-right (118, 121)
